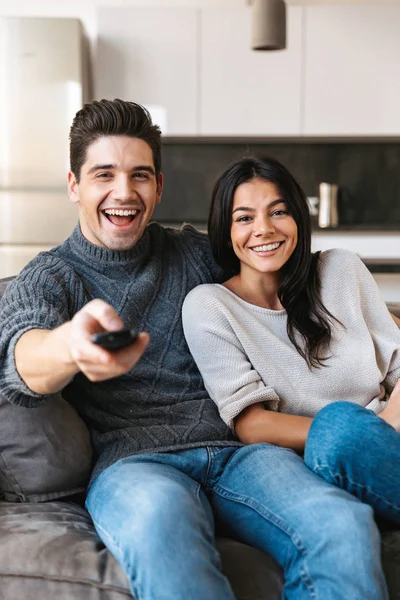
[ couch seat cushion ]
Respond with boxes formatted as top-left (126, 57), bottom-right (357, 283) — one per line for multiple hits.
top-left (0, 501), bottom-right (283, 600)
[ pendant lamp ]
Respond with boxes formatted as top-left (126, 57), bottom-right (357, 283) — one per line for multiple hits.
top-left (250, 0), bottom-right (286, 51)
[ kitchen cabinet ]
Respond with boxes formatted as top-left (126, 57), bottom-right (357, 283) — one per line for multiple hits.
top-left (200, 6), bottom-right (303, 136)
top-left (311, 231), bottom-right (400, 262)
top-left (96, 7), bottom-right (198, 136)
top-left (303, 6), bottom-right (400, 136)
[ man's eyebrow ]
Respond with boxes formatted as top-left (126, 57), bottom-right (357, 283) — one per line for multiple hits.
top-left (87, 164), bottom-right (156, 176)
top-left (232, 199), bottom-right (286, 214)
top-left (133, 165), bottom-right (156, 176)
top-left (87, 164), bottom-right (116, 175)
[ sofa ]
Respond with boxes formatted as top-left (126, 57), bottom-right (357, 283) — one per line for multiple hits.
top-left (0, 274), bottom-right (400, 600)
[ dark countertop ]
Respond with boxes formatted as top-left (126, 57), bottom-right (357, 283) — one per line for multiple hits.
top-left (366, 263), bottom-right (400, 273)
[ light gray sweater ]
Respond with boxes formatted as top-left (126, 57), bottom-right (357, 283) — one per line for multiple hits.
top-left (182, 249), bottom-right (400, 430)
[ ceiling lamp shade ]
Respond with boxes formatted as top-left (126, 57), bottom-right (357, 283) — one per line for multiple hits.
top-left (251, 0), bottom-right (286, 51)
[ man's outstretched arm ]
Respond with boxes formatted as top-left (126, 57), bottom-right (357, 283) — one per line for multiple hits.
top-left (15, 299), bottom-right (149, 395)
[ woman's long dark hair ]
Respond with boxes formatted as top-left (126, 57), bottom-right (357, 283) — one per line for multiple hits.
top-left (208, 156), bottom-right (339, 369)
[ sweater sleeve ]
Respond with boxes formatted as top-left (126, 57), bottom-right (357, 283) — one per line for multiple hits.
top-left (324, 249), bottom-right (400, 393)
top-left (182, 285), bottom-right (279, 430)
top-left (0, 255), bottom-right (81, 407)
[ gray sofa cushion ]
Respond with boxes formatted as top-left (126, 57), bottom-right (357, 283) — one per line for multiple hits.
top-left (0, 278), bottom-right (93, 502)
top-left (0, 501), bottom-right (283, 600)
top-left (0, 392), bottom-right (93, 502)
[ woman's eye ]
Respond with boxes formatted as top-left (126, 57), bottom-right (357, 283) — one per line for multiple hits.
top-left (271, 210), bottom-right (289, 217)
top-left (236, 215), bottom-right (252, 222)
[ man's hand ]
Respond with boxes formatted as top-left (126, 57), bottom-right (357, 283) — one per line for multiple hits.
top-left (68, 299), bottom-right (149, 382)
top-left (15, 300), bottom-right (149, 395)
top-left (380, 378), bottom-right (400, 431)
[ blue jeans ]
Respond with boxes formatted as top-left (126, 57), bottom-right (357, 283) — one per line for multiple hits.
top-left (305, 400), bottom-right (400, 524)
top-left (86, 402), bottom-right (391, 600)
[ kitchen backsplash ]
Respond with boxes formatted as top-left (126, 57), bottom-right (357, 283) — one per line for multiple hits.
top-left (153, 141), bottom-right (400, 227)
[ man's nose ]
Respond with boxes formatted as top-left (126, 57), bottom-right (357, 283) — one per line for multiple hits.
top-left (113, 176), bottom-right (135, 201)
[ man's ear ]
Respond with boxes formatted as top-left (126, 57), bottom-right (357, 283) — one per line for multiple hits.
top-left (68, 171), bottom-right (80, 204)
top-left (156, 172), bottom-right (164, 205)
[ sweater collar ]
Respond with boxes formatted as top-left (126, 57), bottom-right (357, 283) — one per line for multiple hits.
top-left (67, 224), bottom-right (150, 269)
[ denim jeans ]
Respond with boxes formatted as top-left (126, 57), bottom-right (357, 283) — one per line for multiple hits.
top-left (305, 400), bottom-right (400, 524)
top-left (86, 403), bottom-right (390, 600)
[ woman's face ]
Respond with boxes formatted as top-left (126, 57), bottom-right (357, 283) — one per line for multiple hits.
top-left (230, 178), bottom-right (298, 279)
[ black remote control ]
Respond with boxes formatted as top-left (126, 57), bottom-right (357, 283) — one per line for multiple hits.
top-left (92, 329), bottom-right (138, 350)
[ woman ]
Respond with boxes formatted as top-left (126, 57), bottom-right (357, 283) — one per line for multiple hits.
top-left (182, 156), bottom-right (400, 529)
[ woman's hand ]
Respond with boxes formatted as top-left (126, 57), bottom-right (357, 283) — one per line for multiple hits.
top-left (380, 378), bottom-right (400, 431)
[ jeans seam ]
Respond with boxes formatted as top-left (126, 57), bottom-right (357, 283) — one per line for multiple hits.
top-left (193, 479), bottom-right (216, 542)
top-left (91, 519), bottom-right (137, 588)
top-left (213, 485), bottom-right (317, 600)
top-left (203, 447), bottom-right (214, 490)
top-left (313, 462), bottom-right (400, 515)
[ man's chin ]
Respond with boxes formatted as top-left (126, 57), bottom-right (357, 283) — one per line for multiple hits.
top-left (104, 235), bottom-right (140, 251)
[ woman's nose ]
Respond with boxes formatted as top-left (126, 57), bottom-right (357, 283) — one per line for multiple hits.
top-left (253, 218), bottom-right (275, 236)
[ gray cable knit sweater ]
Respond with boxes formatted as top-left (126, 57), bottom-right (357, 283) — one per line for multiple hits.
top-left (182, 249), bottom-right (400, 430)
top-left (0, 223), bottom-right (240, 483)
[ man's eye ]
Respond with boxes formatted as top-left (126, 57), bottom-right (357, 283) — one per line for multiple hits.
top-left (97, 172), bottom-right (112, 179)
top-left (133, 173), bottom-right (149, 179)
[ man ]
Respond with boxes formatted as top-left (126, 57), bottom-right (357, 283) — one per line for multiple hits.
top-left (0, 99), bottom-right (390, 600)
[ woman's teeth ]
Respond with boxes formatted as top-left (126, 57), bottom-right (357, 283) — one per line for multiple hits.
top-left (252, 242), bottom-right (281, 252)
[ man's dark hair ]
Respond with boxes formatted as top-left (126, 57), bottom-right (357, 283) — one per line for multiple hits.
top-left (208, 155), bottom-right (341, 369)
top-left (69, 99), bottom-right (162, 181)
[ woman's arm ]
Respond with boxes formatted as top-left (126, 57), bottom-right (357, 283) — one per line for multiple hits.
top-left (235, 402), bottom-right (312, 452)
top-left (182, 287), bottom-right (281, 430)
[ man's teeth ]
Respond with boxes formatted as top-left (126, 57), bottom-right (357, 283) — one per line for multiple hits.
top-left (104, 209), bottom-right (138, 216)
top-left (252, 242), bottom-right (281, 252)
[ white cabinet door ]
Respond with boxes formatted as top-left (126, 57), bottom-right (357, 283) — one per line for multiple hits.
top-left (304, 6), bottom-right (400, 136)
top-left (200, 6), bottom-right (303, 136)
top-left (96, 7), bottom-right (198, 136)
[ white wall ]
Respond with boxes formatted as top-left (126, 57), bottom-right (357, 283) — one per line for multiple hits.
top-left (0, 0), bottom-right (396, 58)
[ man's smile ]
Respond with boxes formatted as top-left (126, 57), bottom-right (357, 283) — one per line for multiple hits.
top-left (102, 208), bottom-right (139, 226)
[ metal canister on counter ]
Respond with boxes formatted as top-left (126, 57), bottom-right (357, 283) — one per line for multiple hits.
top-left (318, 182), bottom-right (339, 228)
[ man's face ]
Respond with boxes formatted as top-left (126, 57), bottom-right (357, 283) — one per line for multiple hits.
top-left (68, 135), bottom-right (163, 251)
